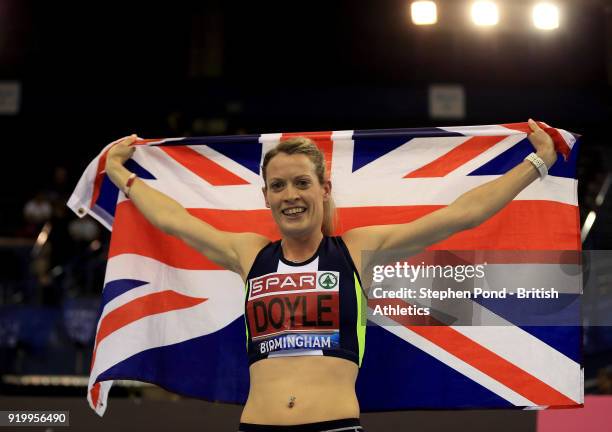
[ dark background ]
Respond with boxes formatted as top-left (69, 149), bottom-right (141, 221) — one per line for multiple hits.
top-left (1, 0), bottom-right (611, 236)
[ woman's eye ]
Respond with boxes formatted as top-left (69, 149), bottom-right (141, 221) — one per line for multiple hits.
top-left (296, 180), bottom-right (310, 188)
top-left (270, 182), bottom-right (284, 191)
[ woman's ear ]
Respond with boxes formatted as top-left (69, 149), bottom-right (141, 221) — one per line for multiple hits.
top-left (323, 180), bottom-right (332, 201)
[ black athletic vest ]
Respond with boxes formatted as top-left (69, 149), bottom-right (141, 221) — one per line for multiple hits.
top-left (244, 236), bottom-right (366, 367)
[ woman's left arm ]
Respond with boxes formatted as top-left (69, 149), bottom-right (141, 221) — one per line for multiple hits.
top-left (343, 119), bottom-right (558, 263)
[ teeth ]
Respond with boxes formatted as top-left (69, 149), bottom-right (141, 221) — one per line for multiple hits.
top-left (283, 208), bottom-right (305, 215)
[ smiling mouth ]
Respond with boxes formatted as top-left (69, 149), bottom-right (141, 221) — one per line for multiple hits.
top-left (282, 207), bottom-right (306, 216)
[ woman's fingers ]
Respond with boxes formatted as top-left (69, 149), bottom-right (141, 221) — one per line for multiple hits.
top-left (527, 118), bottom-right (541, 133)
top-left (525, 119), bottom-right (557, 167)
top-left (108, 134), bottom-right (138, 163)
top-left (121, 134), bottom-right (138, 146)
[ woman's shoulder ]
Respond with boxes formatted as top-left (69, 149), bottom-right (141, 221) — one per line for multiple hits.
top-left (232, 233), bottom-right (275, 281)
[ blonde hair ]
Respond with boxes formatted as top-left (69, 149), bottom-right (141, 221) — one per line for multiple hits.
top-left (262, 137), bottom-right (336, 236)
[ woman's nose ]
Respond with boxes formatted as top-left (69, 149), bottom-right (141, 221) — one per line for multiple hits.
top-left (282, 184), bottom-right (300, 201)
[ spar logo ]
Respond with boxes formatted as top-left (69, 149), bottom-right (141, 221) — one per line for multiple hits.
top-left (249, 271), bottom-right (340, 300)
top-left (318, 272), bottom-right (337, 289)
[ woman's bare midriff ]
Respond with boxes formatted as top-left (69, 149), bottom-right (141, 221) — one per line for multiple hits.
top-left (240, 356), bottom-right (360, 425)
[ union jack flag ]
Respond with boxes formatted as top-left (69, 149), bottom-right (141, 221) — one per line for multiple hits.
top-left (68, 122), bottom-right (583, 416)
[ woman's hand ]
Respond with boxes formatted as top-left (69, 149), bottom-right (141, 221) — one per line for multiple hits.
top-left (107, 134), bottom-right (138, 170)
top-left (527, 119), bottom-right (557, 168)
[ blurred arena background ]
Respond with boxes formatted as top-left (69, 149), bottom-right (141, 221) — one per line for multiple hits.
top-left (0, 1), bottom-right (611, 430)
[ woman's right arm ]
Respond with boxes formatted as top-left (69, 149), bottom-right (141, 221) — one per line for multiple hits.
top-left (105, 135), bottom-right (269, 279)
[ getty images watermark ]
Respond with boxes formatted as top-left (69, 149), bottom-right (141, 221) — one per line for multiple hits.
top-left (359, 250), bottom-right (611, 327)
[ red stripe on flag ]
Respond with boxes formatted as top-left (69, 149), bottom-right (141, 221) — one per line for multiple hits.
top-left (281, 132), bottom-right (334, 180)
top-left (95, 290), bottom-right (207, 346)
top-left (337, 201), bottom-right (581, 251)
top-left (161, 145), bottom-right (249, 185)
top-left (90, 382), bottom-right (101, 409)
top-left (502, 122), bottom-right (533, 134)
top-left (404, 136), bottom-right (505, 178)
top-left (108, 201), bottom-right (280, 269)
top-left (544, 127), bottom-right (571, 161)
top-left (110, 200), bottom-right (579, 270)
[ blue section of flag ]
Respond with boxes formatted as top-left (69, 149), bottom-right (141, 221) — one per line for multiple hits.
top-left (96, 176), bottom-right (120, 218)
top-left (125, 159), bottom-right (157, 180)
top-left (520, 326), bottom-right (582, 364)
top-left (473, 294), bottom-right (582, 363)
top-left (352, 128), bottom-right (463, 172)
top-left (152, 135), bottom-right (263, 175)
top-left (468, 138), bottom-right (579, 179)
top-left (473, 294), bottom-right (581, 326)
top-left (96, 317), bottom-right (250, 403)
top-left (206, 137), bottom-right (263, 175)
top-left (101, 279), bottom-right (149, 306)
top-left (551, 137), bottom-right (580, 179)
top-left (356, 326), bottom-right (514, 410)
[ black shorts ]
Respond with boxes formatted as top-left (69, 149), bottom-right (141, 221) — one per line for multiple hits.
top-left (238, 417), bottom-right (364, 432)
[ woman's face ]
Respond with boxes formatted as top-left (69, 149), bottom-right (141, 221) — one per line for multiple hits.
top-left (263, 153), bottom-right (330, 239)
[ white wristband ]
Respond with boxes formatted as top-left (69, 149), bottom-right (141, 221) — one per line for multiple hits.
top-left (525, 152), bottom-right (547, 179)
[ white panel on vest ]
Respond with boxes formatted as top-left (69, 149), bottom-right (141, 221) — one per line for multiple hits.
top-left (277, 256), bottom-right (319, 273)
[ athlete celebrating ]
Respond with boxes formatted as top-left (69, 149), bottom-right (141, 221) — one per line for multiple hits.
top-left (105, 119), bottom-right (557, 432)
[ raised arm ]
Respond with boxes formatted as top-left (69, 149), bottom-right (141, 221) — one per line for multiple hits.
top-left (105, 135), bottom-right (269, 279)
top-left (343, 120), bottom-right (558, 268)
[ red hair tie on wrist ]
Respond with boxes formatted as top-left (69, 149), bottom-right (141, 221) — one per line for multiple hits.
top-left (124, 173), bottom-right (137, 198)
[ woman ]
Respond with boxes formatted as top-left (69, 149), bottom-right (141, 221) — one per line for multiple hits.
top-left (105, 119), bottom-right (557, 432)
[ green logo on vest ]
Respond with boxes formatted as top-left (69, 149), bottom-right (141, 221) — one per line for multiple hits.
top-left (318, 272), bottom-right (338, 289)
